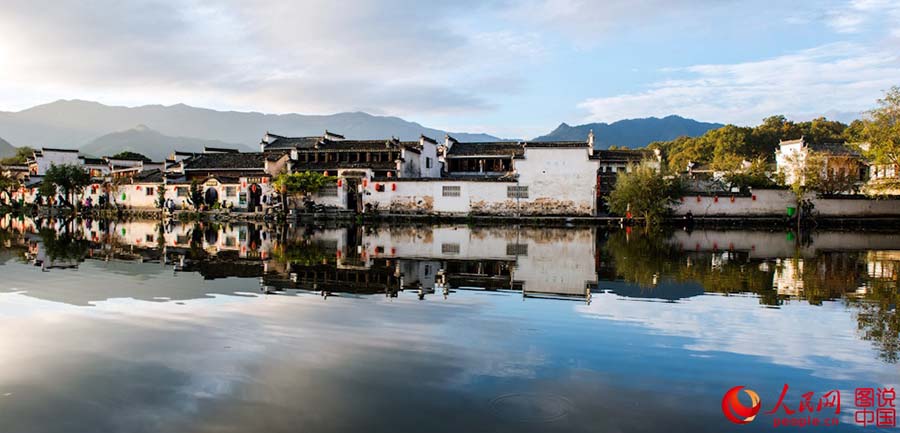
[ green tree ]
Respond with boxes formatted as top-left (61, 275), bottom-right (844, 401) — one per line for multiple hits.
top-left (859, 86), bottom-right (900, 167)
top-left (111, 151), bottom-right (151, 162)
top-left (43, 163), bottom-right (91, 207)
top-left (723, 158), bottom-right (778, 191)
top-left (0, 146), bottom-right (35, 165)
top-left (155, 183), bottom-right (166, 209)
top-left (607, 163), bottom-right (682, 226)
top-left (273, 171), bottom-right (334, 210)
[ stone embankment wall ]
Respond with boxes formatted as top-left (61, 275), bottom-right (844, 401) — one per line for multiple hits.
top-left (673, 189), bottom-right (900, 217)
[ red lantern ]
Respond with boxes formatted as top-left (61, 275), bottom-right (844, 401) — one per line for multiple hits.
top-left (752, 194), bottom-right (757, 201)
top-left (324, 171), bottom-right (329, 177)
top-left (391, 183), bottom-right (396, 191)
top-left (242, 181), bottom-right (247, 188)
top-left (713, 196), bottom-right (718, 203)
top-left (730, 195), bottom-right (735, 203)
top-left (337, 179), bottom-right (343, 187)
top-left (696, 196), bottom-right (701, 203)
top-left (262, 178), bottom-right (267, 184)
top-left (136, 185), bottom-right (141, 190)
top-left (363, 179), bottom-right (368, 188)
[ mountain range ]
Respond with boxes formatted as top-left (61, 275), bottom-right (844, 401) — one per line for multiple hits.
top-left (0, 100), bottom-right (506, 159)
top-left (0, 136), bottom-right (13, 158)
top-left (81, 125), bottom-right (254, 160)
top-left (0, 100), bottom-right (723, 160)
top-left (533, 115), bottom-right (723, 148)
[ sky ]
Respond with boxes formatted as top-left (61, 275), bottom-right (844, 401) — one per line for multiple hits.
top-left (0, 0), bottom-right (898, 139)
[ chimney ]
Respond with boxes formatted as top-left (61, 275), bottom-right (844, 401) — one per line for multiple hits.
top-left (588, 129), bottom-right (595, 156)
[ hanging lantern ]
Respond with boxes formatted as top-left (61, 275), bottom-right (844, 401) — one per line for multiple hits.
top-left (136, 185), bottom-right (141, 190)
top-left (324, 171), bottom-right (329, 177)
top-left (696, 196), bottom-right (701, 203)
top-left (337, 179), bottom-right (343, 187)
top-left (262, 178), bottom-right (267, 184)
top-left (242, 181), bottom-right (247, 188)
top-left (362, 179), bottom-right (368, 188)
top-left (752, 194), bottom-right (757, 201)
top-left (391, 183), bottom-right (396, 191)
top-left (713, 196), bottom-right (718, 203)
top-left (730, 195), bottom-right (735, 203)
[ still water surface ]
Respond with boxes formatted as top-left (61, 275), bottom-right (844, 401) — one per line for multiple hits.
top-left (0, 216), bottom-right (898, 432)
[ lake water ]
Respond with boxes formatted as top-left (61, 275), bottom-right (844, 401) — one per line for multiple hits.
top-left (0, 215), bottom-right (898, 432)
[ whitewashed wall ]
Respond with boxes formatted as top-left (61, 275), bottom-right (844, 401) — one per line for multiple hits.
top-left (673, 189), bottom-right (900, 217)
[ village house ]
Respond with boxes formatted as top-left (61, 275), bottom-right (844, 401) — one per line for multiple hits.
top-left (170, 149), bottom-right (289, 210)
top-left (260, 131), bottom-right (440, 211)
top-left (775, 137), bottom-right (867, 189)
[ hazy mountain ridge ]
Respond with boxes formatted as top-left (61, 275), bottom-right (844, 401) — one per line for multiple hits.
top-left (533, 115), bottom-right (724, 148)
top-left (0, 100), bottom-right (506, 154)
top-left (0, 136), bottom-right (14, 158)
top-left (81, 125), bottom-right (254, 161)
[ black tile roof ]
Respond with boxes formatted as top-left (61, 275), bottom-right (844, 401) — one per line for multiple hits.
top-left (446, 142), bottom-right (525, 157)
top-left (591, 149), bottom-right (653, 161)
top-left (263, 135), bottom-right (322, 150)
top-left (80, 157), bottom-right (106, 165)
top-left (183, 152), bottom-right (269, 170)
top-left (525, 141), bottom-right (588, 149)
top-left (41, 147), bottom-right (79, 153)
top-left (290, 161), bottom-right (398, 170)
top-left (132, 169), bottom-right (165, 183)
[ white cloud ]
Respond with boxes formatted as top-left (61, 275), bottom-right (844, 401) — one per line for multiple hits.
top-left (824, 0), bottom-right (900, 33)
top-left (578, 43), bottom-right (900, 125)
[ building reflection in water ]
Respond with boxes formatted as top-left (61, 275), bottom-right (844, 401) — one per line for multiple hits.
top-left (2, 214), bottom-right (899, 362)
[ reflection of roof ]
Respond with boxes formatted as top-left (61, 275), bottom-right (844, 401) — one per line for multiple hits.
top-left (183, 153), bottom-right (269, 170)
top-left (446, 142), bottom-right (525, 157)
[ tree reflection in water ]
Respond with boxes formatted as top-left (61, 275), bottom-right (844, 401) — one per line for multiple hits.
top-left (602, 228), bottom-right (900, 362)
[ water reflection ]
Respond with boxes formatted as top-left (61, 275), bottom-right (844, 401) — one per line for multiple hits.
top-left (1, 215), bottom-right (900, 432)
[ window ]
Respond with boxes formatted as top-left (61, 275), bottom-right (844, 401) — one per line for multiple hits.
top-left (145, 187), bottom-right (155, 196)
top-left (225, 237), bottom-right (236, 247)
top-left (507, 185), bottom-right (529, 199)
top-left (319, 185), bottom-right (338, 196)
top-left (441, 243), bottom-right (460, 254)
top-left (225, 186), bottom-right (237, 197)
top-left (426, 157), bottom-right (432, 169)
top-left (176, 187), bottom-right (189, 197)
top-left (506, 243), bottom-right (528, 256)
top-left (442, 185), bottom-right (461, 197)
top-left (145, 234), bottom-right (155, 243)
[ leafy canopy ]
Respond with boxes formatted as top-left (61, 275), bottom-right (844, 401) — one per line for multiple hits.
top-left (607, 163), bottom-right (682, 225)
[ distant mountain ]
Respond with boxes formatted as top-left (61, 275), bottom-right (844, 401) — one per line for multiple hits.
top-left (0, 136), bottom-right (14, 158)
top-left (0, 100), bottom-right (506, 152)
top-left (533, 115), bottom-right (724, 148)
top-left (81, 125), bottom-right (253, 161)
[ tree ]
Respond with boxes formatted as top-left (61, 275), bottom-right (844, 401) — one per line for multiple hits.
top-left (111, 151), bottom-right (151, 162)
top-left (723, 158), bottom-right (777, 191)
top-left (0, 146), bottom-right (35, 165)
top-left (186, 180), bottom-right (204, 210)
top-left (273, 171), bottom-right (334, 210)
top-left (155, 183), bottom-right (166, 209)
top-left (0, 171), bottom-right (20, 205)
top-left (859, 86), bottom-right (900, 167)
top-left (43, 163), bottom-right (91, 208)
top-left (607, 163), bottom-right (682, 226)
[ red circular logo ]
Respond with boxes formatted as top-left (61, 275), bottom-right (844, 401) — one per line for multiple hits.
top-left (722, 386), bottom-right (761, 424)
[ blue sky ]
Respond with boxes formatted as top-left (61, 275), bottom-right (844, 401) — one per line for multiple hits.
top-left (0, 0), bottom-right (898, 138)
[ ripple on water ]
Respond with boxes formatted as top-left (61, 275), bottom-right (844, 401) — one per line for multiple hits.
top-left (489, 392), bottom-right (572, 423)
